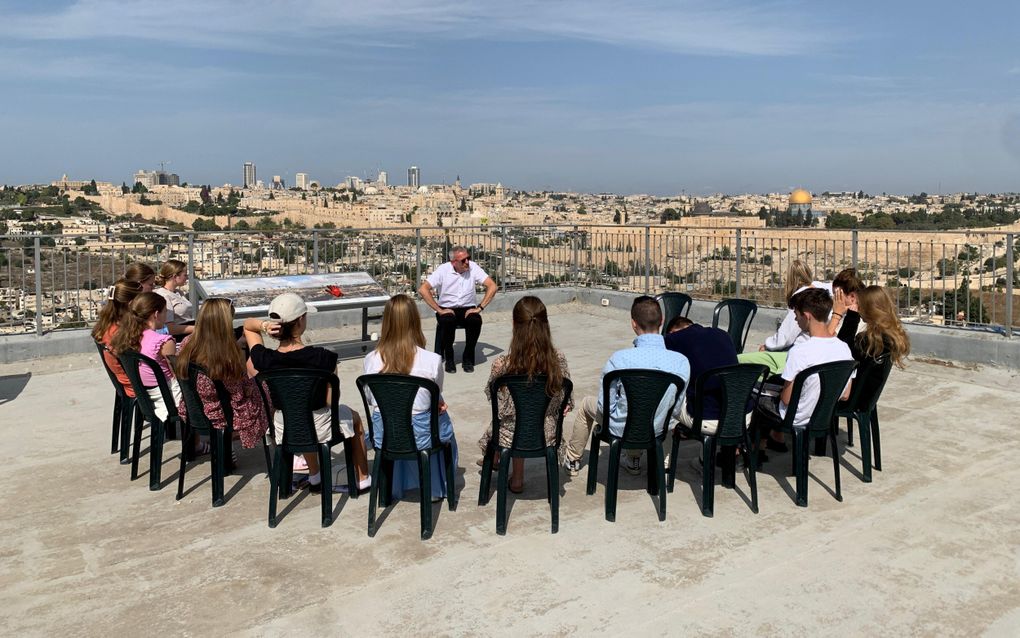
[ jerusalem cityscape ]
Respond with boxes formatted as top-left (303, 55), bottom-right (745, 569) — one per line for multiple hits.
top-left (2, 1), bottom-right (1019, 636)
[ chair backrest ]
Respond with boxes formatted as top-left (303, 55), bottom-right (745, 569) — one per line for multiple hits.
top-left (356, 373), bottom-right (441, 456)
top-left (95, 341), bottom-right (129, 399)
top-left (117, 349), bottom-right (178, 424)
top-left (656, 292), bottom-right (693, 335)
top-left (601, 369), bottom-right (685, 448)
top-left (842, 353), bottom-right (892, 414)
top-left (691, 363), bottom-right (769, 444)
top-left (177, 362), bottom-right (234, 436)
top-left (258, 368), bottom-right (340, 450)
top-left (783, 359), bottom-right (857, 435)
top-left (711, 298), bottom-right (758, 354)
top-left (489, 374), bottom-right (574, 453)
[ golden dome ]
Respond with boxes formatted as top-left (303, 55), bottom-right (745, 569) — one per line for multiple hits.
top-left (789, 188), bottom-right (812, 205)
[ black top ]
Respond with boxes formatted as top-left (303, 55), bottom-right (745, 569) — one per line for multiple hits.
top-left (664, 323), bottom-right (739, 419)
top-left (249, 344), bottom-right (338, 410)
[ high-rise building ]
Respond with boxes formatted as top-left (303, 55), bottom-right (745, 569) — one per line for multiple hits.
top-left (133, 169), bottom-right (180, 188)
top-left (295, 172), bottom-right (309, 190)
top-left (407, 165), bottom-right (420, 189)
top-left (243, 162), bottom-right (256, 188)
top-left (377, 170), bottom-right (387, 186)
top-left (271, 175), bottom-right (285, 190)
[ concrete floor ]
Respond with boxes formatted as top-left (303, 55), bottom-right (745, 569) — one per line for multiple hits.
top-left (2, 301), bottom-right (1019, 636)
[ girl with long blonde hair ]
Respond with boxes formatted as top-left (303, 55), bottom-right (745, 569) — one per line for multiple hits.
top-left (847, 285), bottom-right (910, 367)
top-left (362, 294), bottom-right (458, 501)
top-left (478, 296), bottom-right (572, 493)
top-left (175, 298), bottom-right (270, 451)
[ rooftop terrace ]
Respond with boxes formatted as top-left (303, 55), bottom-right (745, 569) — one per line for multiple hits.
top-left (2, 300), bottom-right (1019, 635)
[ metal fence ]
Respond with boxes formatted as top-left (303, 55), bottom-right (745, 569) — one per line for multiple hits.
top-left (1, 225), bottom-right (1016, 337)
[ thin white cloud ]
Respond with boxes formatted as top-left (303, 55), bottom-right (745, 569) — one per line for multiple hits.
top-left (0, 0), bottom-right (840, 57)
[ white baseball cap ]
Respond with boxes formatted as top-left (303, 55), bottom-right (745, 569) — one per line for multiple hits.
top-left (268, 292), bottom-right (317, 323)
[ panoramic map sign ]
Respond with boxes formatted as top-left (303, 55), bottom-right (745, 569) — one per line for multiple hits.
top-left (194, 272), bottom-right (389, 315)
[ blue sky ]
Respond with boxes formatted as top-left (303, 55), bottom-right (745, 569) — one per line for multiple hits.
top-left (1, 0), bottom-right (1018, 195)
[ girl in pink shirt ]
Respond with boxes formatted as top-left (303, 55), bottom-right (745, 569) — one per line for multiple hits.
top-left (111, 292), bottom-right (182, 423)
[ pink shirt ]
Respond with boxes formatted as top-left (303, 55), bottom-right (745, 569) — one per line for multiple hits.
top-left (139, 329), bottom-right (175, 387)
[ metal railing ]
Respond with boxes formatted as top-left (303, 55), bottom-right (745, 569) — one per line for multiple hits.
top-left (1, 224), bottom-right (1016, 337)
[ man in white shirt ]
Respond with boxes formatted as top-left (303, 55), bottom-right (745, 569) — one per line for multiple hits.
top-left (418, 246), bottom-right (498, 373)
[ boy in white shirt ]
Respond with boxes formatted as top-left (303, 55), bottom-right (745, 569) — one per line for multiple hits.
top-left (753, 287), bottom-right (854, 462)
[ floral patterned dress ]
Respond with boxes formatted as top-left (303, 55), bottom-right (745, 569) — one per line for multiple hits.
top-left (183, 375), bottom-right (272, 449)
top-left (477, 349), bottom-right (574, 452)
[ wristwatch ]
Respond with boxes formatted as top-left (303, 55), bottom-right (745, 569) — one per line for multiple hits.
top-left (477, 305), bottom-right (485, 312)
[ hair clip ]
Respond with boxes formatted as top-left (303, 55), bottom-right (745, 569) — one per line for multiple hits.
top-left (107, 287), bottom-right (116, 300)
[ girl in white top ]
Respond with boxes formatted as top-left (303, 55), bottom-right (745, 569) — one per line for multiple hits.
top-left (362, 294), bottom-right (458, 500)
top-left (153, 260), bottom-right (195, 337)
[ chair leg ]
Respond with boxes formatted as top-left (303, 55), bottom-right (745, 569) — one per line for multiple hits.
top-left (846, 415), bottom-right (854, 446)
top-left (547, 448), bottom-right (559, 534)
top-left (343, 440), bottom-right (358, 500)
top-left (667, 429), bottom-right (682, 493)
top-left (856, 412), bottom-right (873, 483)
top-left (871, 408), bottom-right (882, 471)
top-left (211, 428), bottom-right (226, 507)
top-left (585, 438), bottom-right (601, 496)
top-left (268, 448), bottom-right (283, 528)
top-left (419, 451), bottom-right (433, 540)
top-left (119, 401), bottom-right (136, 464)
top-left (793, 427), bottom-right (809, 507)
top-left (830, 428), bottom-right (842, 502)
top-left (605, 441), bottom-right (621, 522)
top-left (176, 424), bottom-right (190, 501)
top-left (496, 448), bottom-right (511, 535)
top-left (149, 420), bottom-right (166, 491)
top-left (655, 444), bottom-right (666, 522)
top-left (444, 444), bottom-right (457, 511)
top-left (744, 431), bottom-right (759, 514)
top-left (130, 416), bottom-right (144, 480)
top-left (261, 435), bottom-right (272, 476)
top-left (320, 445), bottom-right (333, 528)
top-left (379, 459), bottom-right (393, 508)
top-left (478, 441), bottom-right (495, 506)
top-left (702, 436), bottom-right (716, 517)
top-left (279, 453), bottom-right (294, 499)
top-left (111, 393), bottom-right (122, 454)
top-left (720, 444), bottom-right (737, 489)
top-left (367, 455), bottom-right (383, 536)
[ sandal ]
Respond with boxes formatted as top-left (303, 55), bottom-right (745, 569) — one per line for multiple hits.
top-left (194, 441), bottom-right (211, 456)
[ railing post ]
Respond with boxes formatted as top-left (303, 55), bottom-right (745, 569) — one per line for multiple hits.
top-left (312, 229), bottom-right (320, 274)
top-left (734, 228), bottom-right (742, 298)
top-left (851, 230), bottom-right (859, 269)
top-left (572, 225), bottom-right (579, 283)
top-left (1006, 233), bottom-right (1014, 338)
top-left (644, 225), bottom-right (651, 294)
top-left (500, 229), bottom-right (507, 290)
top-left (33, 238), bottom-right (43, 335)
top-left (187, 232), bottom-right (198, 309)
top-left (415, 228), bottom-right (422, 291)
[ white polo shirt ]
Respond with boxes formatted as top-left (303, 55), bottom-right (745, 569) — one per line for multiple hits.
top-left (426, 261), bottom-right (490, 308)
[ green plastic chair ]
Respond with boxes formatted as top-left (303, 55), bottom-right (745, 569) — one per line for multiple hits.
top-left (478, 375), bottom-right (573, 535)
top-left (95, 341), bottom-right (138, 464)
top-left (836, 353), bottom-right (892, 482)
top-left (258, 368), bottom-right (359, 528)
top-left (711, 298), bottom-right (758, 354)
top-left (668, 363), bottom-right (769, 516)
top-left (585, 369), bottom-right (685, 522)
top-left (117, 350), bottom-right (185, 491)
top-left (656, 292), bottom-right (693, 335)
top-left (752, 359), bottom-right (857, 507)
top-left (356, 373), bottom-right (457, 540)
top-left (176, 363), bottom-right (273, 507)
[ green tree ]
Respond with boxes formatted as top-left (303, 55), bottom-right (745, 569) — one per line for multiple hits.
top-left (131, 181), bottom-right (148, 194)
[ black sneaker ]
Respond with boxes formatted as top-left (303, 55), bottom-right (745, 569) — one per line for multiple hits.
top-left (462, 362), bottom-right (475, 373)
top-left (445, 361), bottom-right (456, 373)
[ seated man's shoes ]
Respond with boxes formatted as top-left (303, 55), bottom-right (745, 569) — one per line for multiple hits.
top-left (462, 362), bottom-right (474, 373)
top-left (623, 455), bottom-right (642, 475)
top-left (445, 361), bottom-right (457, 374)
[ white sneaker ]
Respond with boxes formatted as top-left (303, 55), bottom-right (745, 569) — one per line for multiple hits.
top-left (624, 455), bottom-right (642, 475)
